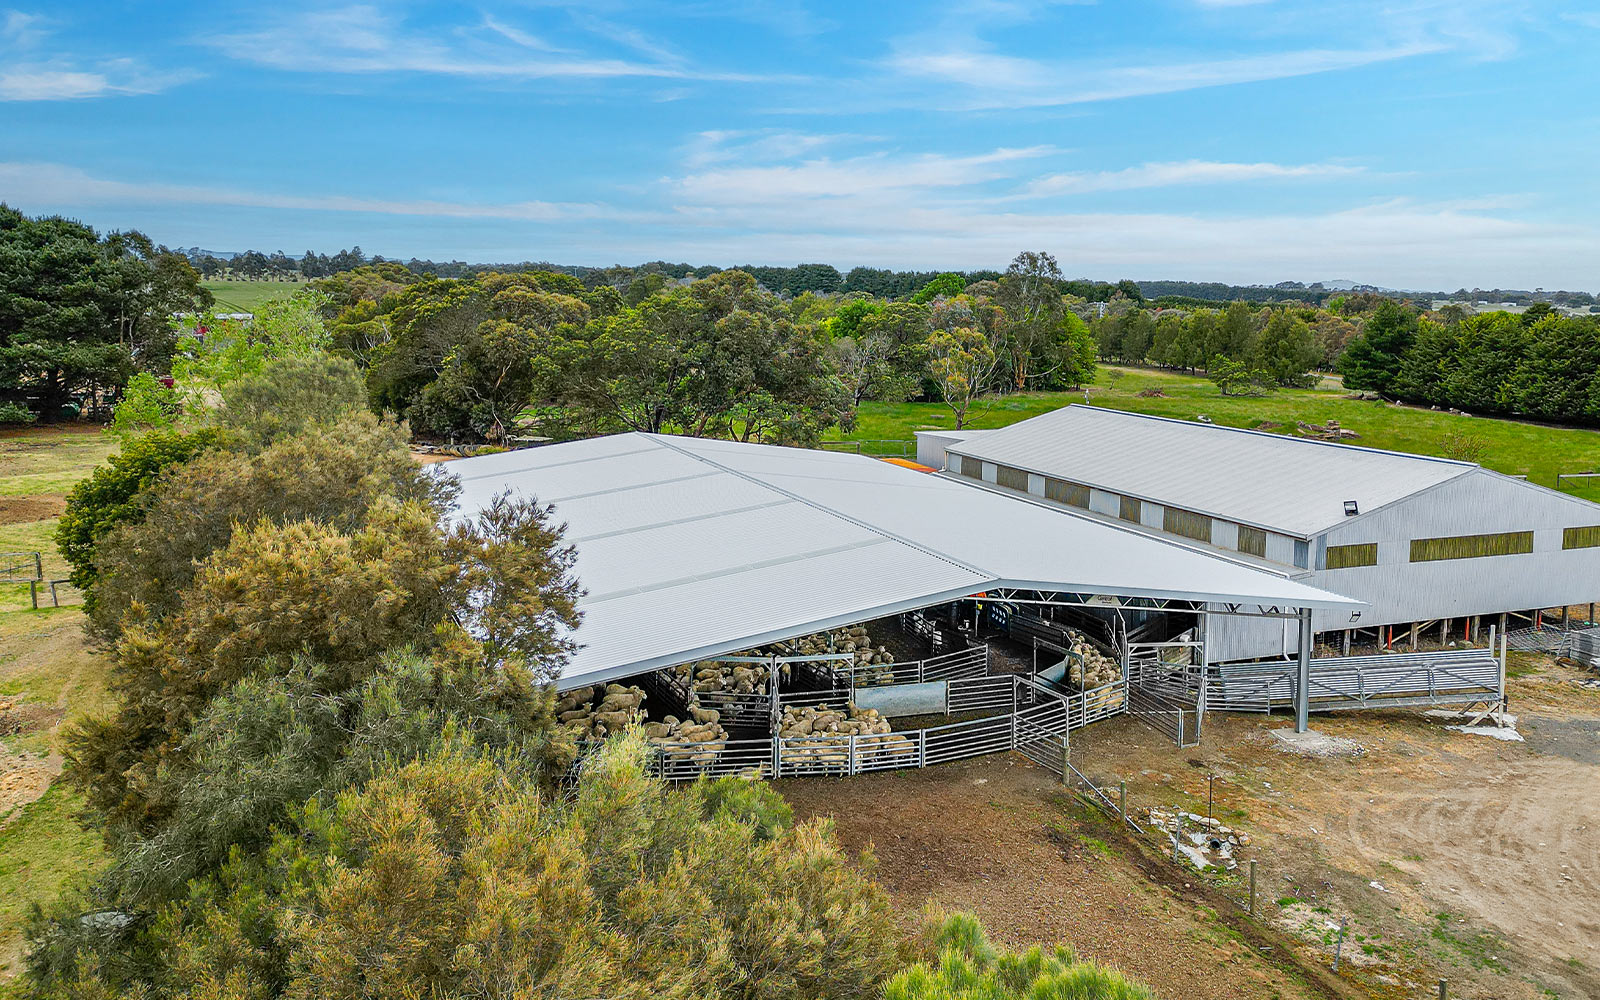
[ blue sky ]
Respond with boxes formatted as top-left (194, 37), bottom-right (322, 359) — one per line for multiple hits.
top-left (2, 1), bottom-right (1597, 288)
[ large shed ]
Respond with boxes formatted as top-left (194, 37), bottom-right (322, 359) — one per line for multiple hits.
top-left (936, 405), bottom-right (1600, 660)
top-left (445, 431), bottom-right (1358, 691)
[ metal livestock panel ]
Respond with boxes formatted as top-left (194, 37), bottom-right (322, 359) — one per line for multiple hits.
top-left (1208, 649), bottom-right (1502, 712)
top-left (946, 674), bottom-right (1017, 714)
top-left (1565, 627), bottom-right (1600, 668)
top-left (651, 738), bottom-right (774, 781)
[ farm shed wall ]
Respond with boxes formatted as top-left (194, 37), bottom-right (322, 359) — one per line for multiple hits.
top-left (1207, 470), bottom-right (1600, 660)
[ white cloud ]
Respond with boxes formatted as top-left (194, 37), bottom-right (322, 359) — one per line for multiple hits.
top-left (885, 41), bottom-right (1443, 110)
top-left (1023, 159), bottom-right (1363, 196)
top-left (204, 4), bottom-right (776, 83)
top-left (8, 154), bottom-right (1594, 290)
top-left (0, 10), bottom-right (195, 100)
top-left (667, 145), bottom-right (1056, 206)
top-left (0, 162), bottom-right (627, 223)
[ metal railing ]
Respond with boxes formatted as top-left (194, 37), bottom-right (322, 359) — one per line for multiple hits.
top-left (1206, 647), bottom-right (1503, 714)
top-left (1, 551), bottom-right (42, 582)
top-left (852, 645), bottom-right (989, 687)
top-left (946, 674), bottom-right (1017, 714)
top-left (640, 674), bottom-right (1128, 782)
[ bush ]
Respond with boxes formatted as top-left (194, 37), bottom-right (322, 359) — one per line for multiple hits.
top-left (36, 737), bottom-right (900, 1000)
top-left (84, 411), bottom-right (450, 640)
top-left (217, 352), bottom-right (367, 452)
top-left (0, 399), bottom-right (37, 425)
top-left (54, 428), bottom-right (221, 601)
top-left (887, 910), bottom-right (1155, 1000)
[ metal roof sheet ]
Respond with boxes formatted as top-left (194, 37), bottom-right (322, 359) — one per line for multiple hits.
top-left (445, 432), bottom-right (1360, 690)
top-left (945, 405), bottom-right (1475, 537)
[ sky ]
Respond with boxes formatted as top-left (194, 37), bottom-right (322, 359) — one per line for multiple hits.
top-left (2, 1), bottom-right (1598, 289)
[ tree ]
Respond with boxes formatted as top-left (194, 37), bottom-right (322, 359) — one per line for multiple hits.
top-left (1207, 356), bottom-right (1274, 396)
top-left (885, 911), bottom-right (1154, 1000)
top-left (912, 273), bottom-right (967, 304)
top-left (996, 251), bottom-right (1065, 389)
top-left (54, 429), bottom-right (221, 602)
top-left (1338, 300), bottom-right (1418, 392)
top-left (1253, 311), bottom-right (1320, 387)
top-left (0, 206), bottom-right (210, 417)
top-left (35, 738), bottom-right (899, 1000)
top-left (83, 411), bottom-right (451, 641)
top-left (927, 327), bottom-right (997, 429)
top-left (217, 353), bottom-right (368, 451)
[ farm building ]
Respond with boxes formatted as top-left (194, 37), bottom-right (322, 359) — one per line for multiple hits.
top-left (925, 405), bottom-right (1600, 665)
top-left (443, 432), bottom-right (1364, 775)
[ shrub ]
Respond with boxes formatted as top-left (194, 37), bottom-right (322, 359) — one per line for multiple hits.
top-left (887, 910), bottom-right (1156, 1000)
top-left (0, 399), bottom-right (37, 425)
top-left (36, 738), bottom-right (900, 1000)
top-left (54, 428), bottom-right (221, 601)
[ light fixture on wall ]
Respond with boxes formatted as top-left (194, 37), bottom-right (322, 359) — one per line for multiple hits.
top-left (1343, 500), bottom-right (1360, 516)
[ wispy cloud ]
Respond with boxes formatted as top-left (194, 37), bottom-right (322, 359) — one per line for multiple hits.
top-left (1022, 159), bottom-right (1363, 196)
top-left (0, 162), bottom-right (628, 223)
top-left (884, 41), bottom-right (1443, 110)
top-left (0, 9), bottom-right (194, 100)
top-left (667, 144), bottom-right (1056, 206)
top-left (204, 4), bottom-right (780, 83)
top-left (8, 153), bottom-right (1591, 289)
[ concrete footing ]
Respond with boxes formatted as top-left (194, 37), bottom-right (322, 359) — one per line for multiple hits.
top-left (1270, 728), bottom-right (1363, 757)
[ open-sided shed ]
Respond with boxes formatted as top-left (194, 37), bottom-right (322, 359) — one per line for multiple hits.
top-left (446, 433), bottom-right (1360, 740)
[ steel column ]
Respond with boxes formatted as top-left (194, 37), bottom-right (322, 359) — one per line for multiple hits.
top-left (1294, 608), bottom-right (1314, 733)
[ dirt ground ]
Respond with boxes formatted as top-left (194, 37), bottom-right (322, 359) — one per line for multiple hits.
top-left (781, 758), bottom-right (1350, 1000)
top-left (782, 655), bottom-right (1600, 1000)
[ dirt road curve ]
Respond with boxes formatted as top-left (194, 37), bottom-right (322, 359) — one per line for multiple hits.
top-left (1336, 737), bottom-right (1599, 996)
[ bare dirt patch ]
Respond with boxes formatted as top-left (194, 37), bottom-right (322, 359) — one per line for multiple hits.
top-left (779, 758), bottom-right (1354, 1000)
top-left (0, 495), bottom-right (66, 526)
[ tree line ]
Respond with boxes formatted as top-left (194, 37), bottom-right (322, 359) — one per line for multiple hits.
top-left (1340, 300), bottom-right (1600, 423)
top-left (303, 250), bottom-right (1101, 440)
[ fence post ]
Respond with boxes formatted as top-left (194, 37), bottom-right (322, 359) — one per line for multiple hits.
top-left (1437, 979), bottom-right (1447, 1000)
top-left (33, 551), bottom-right (43, 580)
top-left (1332, 919), bottom-right (1347, 971)
top-left (1176, 708), bottom-right (1185, 746)
top-left (29, 579), bottom-right (38, 610)
top-left (1119, 780), bottom-right (1127, 820)
top-left (848, 733), bottom-right (857, 776)
top-left (1207, 775), bottom-right (1214, 819)
top-left (917, 729), bottom-right (926, 769)
top-left (1249, 859), bottom-right (1257, 916)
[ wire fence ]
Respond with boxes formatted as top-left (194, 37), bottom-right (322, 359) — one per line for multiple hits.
top-left (817, 439), bottom-right (916, 458)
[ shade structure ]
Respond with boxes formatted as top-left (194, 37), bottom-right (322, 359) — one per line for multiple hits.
top-left (445, 433), bottom-right (1362, 690)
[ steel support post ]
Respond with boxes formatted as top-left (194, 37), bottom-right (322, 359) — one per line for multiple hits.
top-left (1294, 608), bottom-right (1314, 733)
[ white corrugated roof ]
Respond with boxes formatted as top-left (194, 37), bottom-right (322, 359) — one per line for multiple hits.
top-left (945, 405), bottom-right (1475, 537)
top-left (446, 432), bottom-right (1360, 690)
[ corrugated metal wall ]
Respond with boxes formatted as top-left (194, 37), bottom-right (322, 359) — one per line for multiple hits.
top-left (1209, 470), bottom-right (1600, 660)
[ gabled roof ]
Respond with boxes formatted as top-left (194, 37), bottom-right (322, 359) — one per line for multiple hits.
top-left (945, 405), bottom-right (1477, 538)
top-left (446, 432), bottom-right (1360, 690)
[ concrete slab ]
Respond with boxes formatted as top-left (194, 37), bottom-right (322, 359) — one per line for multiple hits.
top-left (1270, 728), bottom-right (1364, 757)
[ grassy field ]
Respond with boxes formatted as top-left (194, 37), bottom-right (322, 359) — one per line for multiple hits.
top-left (200, 277), bottom-right (303, 313)
top-left (832, 365), bottom-right (1600, 501)
top-left (0, 427), bottom-right (115, 982)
